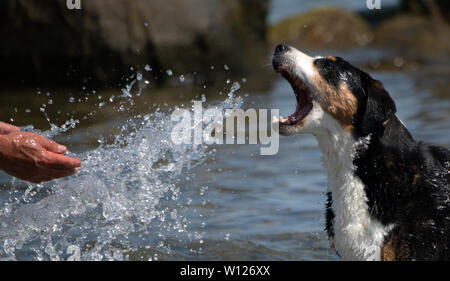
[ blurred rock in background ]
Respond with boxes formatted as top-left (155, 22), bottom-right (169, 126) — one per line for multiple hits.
top-left (374, 0), bottom-right (450, 61)
top-left (400, 0), bottom-right (449, 22)
top-left (268, 1), bottom-right (449, 66)
top-left (0, 0), bottom-right (268, 87)
top-left (268, 7), bottom-right (374, 50)
top-left (374, 14), bottom-right (450, 60)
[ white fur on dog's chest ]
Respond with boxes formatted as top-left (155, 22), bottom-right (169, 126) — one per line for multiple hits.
top-left (314, 114), bottom-right (393, 261)
top-left (328, 167), bottom-right (391, 261)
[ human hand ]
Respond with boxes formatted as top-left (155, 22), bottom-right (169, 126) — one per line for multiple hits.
top-left (0, 121), bottom-right (20, 135)
top-left (0, 132), bottom-right (82, 183)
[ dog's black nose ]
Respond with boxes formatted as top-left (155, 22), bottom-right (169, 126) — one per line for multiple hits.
top-left (274, 44), bottom-right (290, 54)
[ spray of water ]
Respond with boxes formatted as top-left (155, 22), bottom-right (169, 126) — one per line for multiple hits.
top-left (0, 73), bottom-right (243, 261)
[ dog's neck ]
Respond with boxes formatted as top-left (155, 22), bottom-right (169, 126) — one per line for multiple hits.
top-left (311, 116), bottom-right (369, 185)
top-left (312, 122), bottom-right (390, 261)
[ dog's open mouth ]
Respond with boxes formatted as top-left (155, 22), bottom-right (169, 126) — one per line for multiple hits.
top-left (274, 67), bottom-right (313, 126)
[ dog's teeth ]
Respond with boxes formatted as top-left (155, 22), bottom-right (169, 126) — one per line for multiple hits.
top-left (273, 115), bottom-right (289, 123)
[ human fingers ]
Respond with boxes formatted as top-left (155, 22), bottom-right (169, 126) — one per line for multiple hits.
top-left (28, 176), bottom-right (54, 184)
top-left (42, 152), bottom-right (82, 170)
top-left (42, 167), bottom-right (79, 179)
top-left (35, 135), bottom-right (67, 154)
top-left (9, 167), bottom-right (78, 184)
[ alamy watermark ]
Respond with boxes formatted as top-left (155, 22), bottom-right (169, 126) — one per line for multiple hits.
top-left (366, 0), bottom-right (381, 9)
top-left (67, 0), bottom-right (380, 11)
top-left (170, 101), bottom-right (280, 156)
top-left (66, 0), bottom-right (81, 10)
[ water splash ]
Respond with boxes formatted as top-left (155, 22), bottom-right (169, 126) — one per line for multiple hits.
top-left (0, 76), bottom-right (244, 261)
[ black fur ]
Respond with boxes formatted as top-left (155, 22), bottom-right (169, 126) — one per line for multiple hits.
top-left (314, 57), bottom-right (371, 90)
top-left (314, 57), bottom-right (397, 138)
top-left (359, 81), bottom-right (396, 136)
top-left (325, 192), bottom-right (335, 240)
top-left (353, 116), bottom-right (450, 260)
top-left (316, 56), bottom-right (450, 260)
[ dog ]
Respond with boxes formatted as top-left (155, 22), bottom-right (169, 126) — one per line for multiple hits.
top-left (272, 44), bottom-right (449, 261)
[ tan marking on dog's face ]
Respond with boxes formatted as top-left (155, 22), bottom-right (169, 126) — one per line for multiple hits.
top-left (412, 166), bottom-right (424, 185)
top-left (309, 68), bottom-right (358, 133)
top-left (327, 56), bottom-right (337, 61)
top-left (372, 80), bottom-right (383, 90)
top-left (382, 118), bottom-right (391, 127)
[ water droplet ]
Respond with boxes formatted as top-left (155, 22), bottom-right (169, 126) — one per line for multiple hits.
top-left (394, 57), bottom-right (404, 67)
top-left (231, 82), bottom-right (240, 93)
top-left (0, 84), bottom-right (245, 261)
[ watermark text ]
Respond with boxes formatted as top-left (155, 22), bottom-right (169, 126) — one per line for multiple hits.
top-left (171, 101), bottom-right (280, 156)
top-left (66, 0), bottom-right (81, 10)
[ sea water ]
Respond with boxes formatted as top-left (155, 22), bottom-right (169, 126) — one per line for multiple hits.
top-left (0, 76), bottom-right (243, 261)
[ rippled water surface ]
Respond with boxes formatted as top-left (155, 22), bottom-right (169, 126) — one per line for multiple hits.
top-left (0, 56), bottom-right (448, 260)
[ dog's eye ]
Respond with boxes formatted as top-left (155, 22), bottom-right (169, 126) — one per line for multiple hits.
top-left (314, 58), bottom-right (332, 72)
top-left (314, 59), bottom-right (341, 86)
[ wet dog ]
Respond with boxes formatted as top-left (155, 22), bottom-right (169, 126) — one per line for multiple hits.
top-left (272, 44), bottom-right (449, 261)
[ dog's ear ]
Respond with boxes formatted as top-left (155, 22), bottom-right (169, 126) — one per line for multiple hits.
top-left (360, 80), bottom-right (396, 136)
